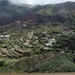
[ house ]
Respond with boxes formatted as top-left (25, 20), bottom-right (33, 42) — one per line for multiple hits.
top-left (28, 31), bottom-right (34, 39)
top-left (42, 32), bottom-right (47, 37)
top-left (24, 42), bottom-right (29, 46)
top-left (61, 50), bottom-right (64, 54)
top-left (26, 40), bottom-right (30, 43)
top-left (34, 36), bottom-right (38, 39)
top-left (4, 35), bottom-right (10, 40)
top-left (62, 30), bottom-right (74, 35)
top-left (35, 40), bottom-right (39, 43)
top-left (69, 30), bottom-right (74, 34)
top-left (24, 40), bottom-right (30, 46)
top-left (46, 38), bottom-right (56, 46)
top-left (43, 47), bottom-right (49, 50)
top-left (62, 31), bottom-right (69, 35)
top-left (10, 48), bottom-right (15, 51)
top-left (42, 32), bottom-right (46, 34)
top-left (14, 45), bottom-right (19, 48)
top-left (19, 37), bottom-right (23, 42)
top-left (0, 35), bottom-right (10, 40)
top-left (4, 35), bottom-right (10, 38)
top-left (62, 31), bottom-right (67, 34)
top-left (58, 34), bottom-right (62, 37)
top-left (16, 21), bottom-right (21, 24)
top-left (72, 32), bottom-right (74, 34)
top-left (50, 38), bottom-right (56, 43)
top-left (23, 24), bottom-right (27, 27)
top-left (46, 42), bottom-right (53, 46)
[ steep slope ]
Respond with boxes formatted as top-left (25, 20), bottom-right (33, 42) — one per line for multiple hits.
top-left (6, 52), bottom-right (75, 72)
top-left (34, 2), bottom-right (75, 16)
top-left (0, 0), bottom-right (32, 25)
top-left (22, 2), bottom-right (75, 25)
top-left (0, 2), bottom-right (75, 30)
top-left (1, 1), bottom-right (75, 26)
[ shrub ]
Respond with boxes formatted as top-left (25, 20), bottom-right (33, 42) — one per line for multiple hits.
top-left (0, 60), bottom-right (5, 66)
top-left (0, 40), bottom-right (3, 44)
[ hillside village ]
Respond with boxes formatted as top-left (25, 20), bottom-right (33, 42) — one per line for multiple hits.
top-left (0, 22), bottom-right (75, 72)
top-left (0, 15), bottom-right (74, 72)
top-left (0, 0), bottom-right (75, 73)
top-left (0, 24), bottom-right (74, 60)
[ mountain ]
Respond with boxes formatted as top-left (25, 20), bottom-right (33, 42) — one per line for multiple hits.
top-left (21, 2), bottom-right (75, 25)
top-left (0, 1), bottom-right (75, 26)
top-left (0, 1), bottom-right (75, 73)
top-left (34, 2), bottom-right (75, 15)
top-left (0, 0), bottom-right (32, 25)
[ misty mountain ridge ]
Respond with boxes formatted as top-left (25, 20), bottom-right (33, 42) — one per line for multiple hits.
top-left (0, 0), bottom-right (35, 25)
top-left (0, 1), bottom-right (75, 73)
top-left (0, 1), bottom-right (75, 26)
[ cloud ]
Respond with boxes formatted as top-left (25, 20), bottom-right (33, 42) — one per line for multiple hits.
top-left (9, 0), bottom-right (75, 5)
top-left (9, 0), bottom-right (34, 5)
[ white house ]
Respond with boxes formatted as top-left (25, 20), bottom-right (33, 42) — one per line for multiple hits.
top-left (61, 50), bottom-right (64, 54)
top-left (16, 21), bottom-right (21, 24)
top-left (24, 40), bottom-right (30, 46)
top-left (10, 48), bottom-right (15, 51)
top-left (46, 38), bottom-right (56, 46)
top-left (23, 24), bottom-right (27, 27)
top-left (4, 35), bottom-right (10, 38)
top-left (28, 31), bottom-right (34, 39)
top-left (0, 35), bottom-right (10, 40)
top-left (19, 37), bottom-right (23, 42)
top-left (42, 32), bottom-right (46, 34)
top-left (35, 37), bottom-right (38, 39)
top-left (24, 42), bottom-right (29, 46)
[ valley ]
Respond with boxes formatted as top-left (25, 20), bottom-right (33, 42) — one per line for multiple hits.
top-left (0, 0), bottom-right (75, 73)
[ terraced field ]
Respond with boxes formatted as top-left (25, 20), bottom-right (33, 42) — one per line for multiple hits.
top-left (0, 45), bottom-right (32, 59)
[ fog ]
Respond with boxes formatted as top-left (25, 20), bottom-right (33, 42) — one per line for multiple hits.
top-left (9, 0), bottom-right (75, 5)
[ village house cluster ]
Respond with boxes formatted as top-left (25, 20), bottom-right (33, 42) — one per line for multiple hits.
top-left (41, 32), bottom-right (57, 47)
top-left (24, 31), bottom-right (34, 46)
top-left (0, 35), bottom-right (10, 40)
top-left (45, 38), bottom-right (56, 46)
top-left (23, 31), bottom-right (57, 48)
top-left (62, 30), bottom-right (74, 35)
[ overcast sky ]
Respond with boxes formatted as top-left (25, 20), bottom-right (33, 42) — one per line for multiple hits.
top-left (9, 0), bottom-right (75, 5)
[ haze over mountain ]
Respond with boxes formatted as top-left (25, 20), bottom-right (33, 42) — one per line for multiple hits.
top-left (0, 0), bottom-right (75, 26)
top-left (0, 0), bottom-right (75, 73)
top-left (9, 0), bottom-right (75, 5)
top-left (0, 0), bottom-right (32, 25)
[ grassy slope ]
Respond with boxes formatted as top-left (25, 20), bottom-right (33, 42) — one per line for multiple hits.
top-left (1, 51), bottom-right (74, 73)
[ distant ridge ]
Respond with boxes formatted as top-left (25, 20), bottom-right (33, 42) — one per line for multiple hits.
top-left (0, 1), bottom-right (75, 26)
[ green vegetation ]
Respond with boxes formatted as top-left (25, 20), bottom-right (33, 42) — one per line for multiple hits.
top-left (0, 60), bottom-right (5, 67)
top-left (0, 23), bottom-right (74, 72)
top-left (0, 1), bottom-right (75, 73)
top-left (68, 14), bottom-right (75, 25)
